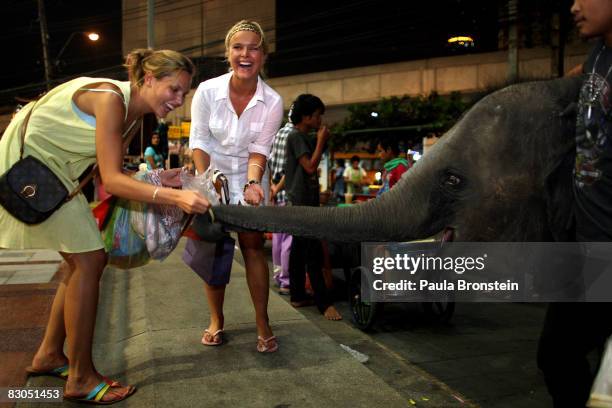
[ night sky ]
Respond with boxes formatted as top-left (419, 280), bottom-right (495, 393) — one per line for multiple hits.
top-left (0, 0), bottom-right (122, 98)
top-left (0, 0), bottom-right (575, 104)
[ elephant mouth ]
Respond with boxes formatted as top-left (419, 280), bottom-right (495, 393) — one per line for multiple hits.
top-left (441, 227), bottom-right (455, 242)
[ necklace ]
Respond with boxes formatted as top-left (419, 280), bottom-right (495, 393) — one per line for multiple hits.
top-left (582, 44), bottom-right (612, 143)
top-left (590, 44), bottom-right (612, 79)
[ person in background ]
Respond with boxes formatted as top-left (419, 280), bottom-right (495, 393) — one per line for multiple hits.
top-left (0, 49), bottom-right (208, 404)
top-left (190, 20), bottom-right (283, 353)
top-left (331, 158), bottom-right (346, 203)
top-left (343, 155), bottom-right (367, 200)
top-left (157, 119), bottom-right (169, 163)
top-left (144, 130), bottom-right (164, 170)
top-left (269, 115), bottom-right (293, 295)
top-left (284, 94), bottom-right (342, 321)
top-left (537, 1), bottom-right (612, 407)
top-left (376, 139), bottom-right (410, 195)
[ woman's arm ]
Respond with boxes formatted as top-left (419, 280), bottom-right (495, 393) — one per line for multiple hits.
top-left (247, 97), bottom-right (283, 162)
top-left (189, 84), bottom-right (212, 174)
top-left (244, 152), bottom-right (267, 205)
top-left (243, 97), bottom-right (284, 205)
top-left (78, 88), bottom-right (209, 214)
top-left (192, 149), bottom-right (210, 174)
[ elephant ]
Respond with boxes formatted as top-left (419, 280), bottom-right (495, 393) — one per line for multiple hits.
top-left (203, 76), bottom-right (583, 244)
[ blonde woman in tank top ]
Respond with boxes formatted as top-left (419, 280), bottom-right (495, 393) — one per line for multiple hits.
top-left (0, 49), bottom-right (210, 404)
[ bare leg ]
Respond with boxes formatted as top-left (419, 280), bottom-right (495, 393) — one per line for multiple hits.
top-left (60, 249), bottom-right (133, 402)
top-left (203, 282), bottom-right (225, 334)
top-left (239, 232), bottom-right (274, 339)
top-left (29, 259), bottom-right (72, 371)
top-left (323, 305), bottom-right (342, 321)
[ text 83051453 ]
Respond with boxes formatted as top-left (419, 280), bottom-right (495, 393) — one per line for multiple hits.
top-left (0, 387), bottom-right (63, 402)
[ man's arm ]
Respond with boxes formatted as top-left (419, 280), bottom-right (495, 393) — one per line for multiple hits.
top-left (565, 64), bottom-right (583, 77)
top-left (298, 126), bottom-right (330, 174)
top-left (271, 175), bottom-right (285, 199)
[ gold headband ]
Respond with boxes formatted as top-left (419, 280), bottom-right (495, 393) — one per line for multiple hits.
top-left (227, 22), bottom-right (261, 41)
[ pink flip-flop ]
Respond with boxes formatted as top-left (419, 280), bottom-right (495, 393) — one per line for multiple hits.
top-left (201, 329), bottom-right (224, 346)
top-left (257, 335), bottom-right (278, 353)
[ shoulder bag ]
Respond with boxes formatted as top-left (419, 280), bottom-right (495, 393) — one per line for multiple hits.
top-left (0, 99), bottom-right (139, 224)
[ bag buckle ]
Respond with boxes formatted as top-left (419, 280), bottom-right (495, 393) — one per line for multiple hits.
top-left (20, 184), bottom-right (37, 198)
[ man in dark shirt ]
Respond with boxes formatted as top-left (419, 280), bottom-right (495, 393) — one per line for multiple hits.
top-left (537, 1), bottom-right (612, 407)
top-left (284, 94), bottom-right (341, 320)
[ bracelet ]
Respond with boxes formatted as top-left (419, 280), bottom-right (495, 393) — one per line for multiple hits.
top-left (243, 179), bottom-right (260, 192)
top-left (152, 187), bottom-right (160, 201)
top-left (249, 163), bottom-right (265, 172)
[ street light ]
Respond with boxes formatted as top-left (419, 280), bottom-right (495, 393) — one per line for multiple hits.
top-left (447, 35), bottom-right (475, 48)
top-left (55, 31), bottom-right (100, 68)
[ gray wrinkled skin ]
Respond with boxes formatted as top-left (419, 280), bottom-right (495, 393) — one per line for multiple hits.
top-left (212, 76), bottom-right (582, 243)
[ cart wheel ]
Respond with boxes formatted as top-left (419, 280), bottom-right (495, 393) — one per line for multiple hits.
top-left (348, 268), bottom-right (380, 330)
top-left (421, 300), bottom-right (455, 323)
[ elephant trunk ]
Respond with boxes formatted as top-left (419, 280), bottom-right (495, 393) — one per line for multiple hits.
top-left (212, 162), bottom-right (439, 242)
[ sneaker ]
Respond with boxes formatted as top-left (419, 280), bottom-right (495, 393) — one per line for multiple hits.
top-left (278, 287), bottom-right (290, 296)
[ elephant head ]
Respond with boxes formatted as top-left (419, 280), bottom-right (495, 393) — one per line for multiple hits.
top-left (209, 76), bottom-right (582, 243)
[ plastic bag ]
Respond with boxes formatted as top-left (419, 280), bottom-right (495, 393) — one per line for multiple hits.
top-left (101, 168), bottom-right (186, 268)
top-left (588, 337), bottom-right (612, 408)
top-left (101, 198), bottom-right (149, 269)
top-left (141, 169), bottom-right (185, 260)
top-left (180, 168), bottom-right (220, 205)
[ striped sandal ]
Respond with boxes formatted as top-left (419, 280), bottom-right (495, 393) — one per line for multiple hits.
top-left (25, 364), bottom-right (69, 380)
top-left (63, 381), bottom-right (136, 405)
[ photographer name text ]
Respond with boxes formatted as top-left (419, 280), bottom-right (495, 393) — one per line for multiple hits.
top-left (372, 279), bottom-right (519, 292)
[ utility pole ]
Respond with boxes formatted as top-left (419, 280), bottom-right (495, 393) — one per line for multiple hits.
top-left (147, 0), bottom-right (155, 48)
top-left (38, 0), bottom-right (52, 90)
top-left (507, 0), bottom-right (519, 83)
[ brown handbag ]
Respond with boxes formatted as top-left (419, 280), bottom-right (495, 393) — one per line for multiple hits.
top-left (0, 100), bottom-right (139, 225)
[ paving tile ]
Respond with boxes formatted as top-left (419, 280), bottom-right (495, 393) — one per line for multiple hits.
top-left (0, 351), bottom-right (32, 387)
top-left (0, 271), bottom-right (13, 282)
top-left (28, 251), bottom-right (62, 263)
top-left (0, 264), bottom-right (58, 272)
top-left (0, 251), bottom-right (35, 263)
top-left (0, 328), bottom-right (45, 352)
top-left (0, 293), bottom-right (54, 330)
top-left (5, 269), bottom-right (56, 284)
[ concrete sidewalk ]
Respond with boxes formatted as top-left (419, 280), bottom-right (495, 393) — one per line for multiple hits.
top-left (18, 241), bottom-right (471, 407)
top-left (0, 249), bottom-right (61, 394)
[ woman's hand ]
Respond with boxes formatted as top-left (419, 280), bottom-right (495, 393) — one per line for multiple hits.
top-left (244, 183), bottom-right (264, 206)
top-left (175, 190), bottom-right (211, 214)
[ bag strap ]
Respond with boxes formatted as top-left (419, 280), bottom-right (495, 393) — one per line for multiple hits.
top-left (19, 101), bottom-right (39, 160)
top-left (18, 97), bottom-right (142, 201)
top-left (66, 119), bottom-right (141, 201)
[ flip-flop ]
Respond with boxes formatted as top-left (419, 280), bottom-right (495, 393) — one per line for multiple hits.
top-left (257, 335), bottom-right (279, 353)
top-left (63, 381), bottom-right (136, 405)
top-left (25, 364), bottom-right (69, 380)
top-left (201, 329), bottom-right (224, 346)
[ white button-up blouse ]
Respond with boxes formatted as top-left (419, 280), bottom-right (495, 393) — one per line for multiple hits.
top-left (189, 72), bottom-right (283, 203)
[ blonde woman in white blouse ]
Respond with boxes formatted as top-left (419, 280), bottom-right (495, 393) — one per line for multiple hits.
top-left (189, 20), bottom-right (283, 353)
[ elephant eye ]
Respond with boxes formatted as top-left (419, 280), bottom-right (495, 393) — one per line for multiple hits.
top-left (445, 174), bottom-right (461, 186)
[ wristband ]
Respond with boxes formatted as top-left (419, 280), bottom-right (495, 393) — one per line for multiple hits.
top-left (249, 163), bottom-right (265, 172)
top-left (243, 179), bottom-right (260, 192)
top-left (152, 187), bottom-right (160, 201)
